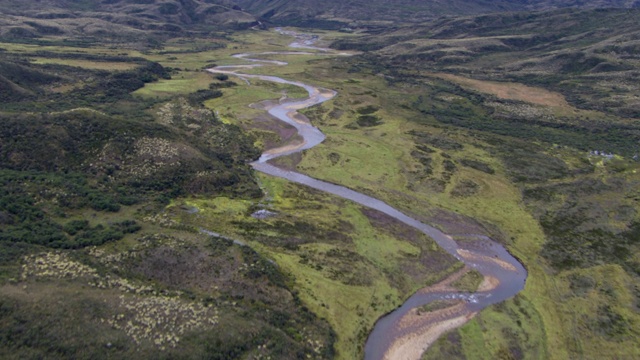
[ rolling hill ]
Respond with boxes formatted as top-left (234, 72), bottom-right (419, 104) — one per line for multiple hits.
top-left (1, 1), bottom-right (640, 359)
top-left (334, 8), bottom-right (640, 120)
top-left (233, 0), bottom-right (640, 27)
top-left (0, 0), bottom-right (259, 40)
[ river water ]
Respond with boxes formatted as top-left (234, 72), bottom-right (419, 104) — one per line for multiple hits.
top-left (208, 29), bottom-right (527, 360)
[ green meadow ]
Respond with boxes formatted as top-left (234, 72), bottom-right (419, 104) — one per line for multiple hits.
top-left (199, 27), bottom-right (639, 359)
top-left (1, 10), bottom-right (638, 359)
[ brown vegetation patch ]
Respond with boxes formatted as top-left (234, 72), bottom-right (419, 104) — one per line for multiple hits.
top-left (427, 208), bottom-right (506, 243)
top-left (269, 152), bottom-right (303, 171)
top-left (457, 249), bottom-right (518, 272)
top-left (248, 113), bottom-right (300, 150)
top-left (430, 73), bottom-right (570, 108)
top-left (289, 111), bottom-right (311, 125)
top-left (127, 239), bottom-right (294, 306)
top-left (477, 275), bottom-right (500, 292)
top-left (362, 208), bottom-right (425, 243)
top-left (417, 267), bottom-right (471, 294)
top-left (0, 283), bottom-right (138, 354)
top-left (32, 59), bottom-right (140, 71)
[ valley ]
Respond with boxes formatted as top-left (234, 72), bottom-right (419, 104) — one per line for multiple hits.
top-left (1, 2), bottom-right (639, 360)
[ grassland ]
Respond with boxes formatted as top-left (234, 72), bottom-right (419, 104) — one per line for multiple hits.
top-left (2, 9), bottom-right (639, 359)
top-left (284, 55), bottom-right (564, 360)
top-left (235, 0), bottom-right (637, 28)
top-left (0, 26), bottom-right (463, 360)
top-left (173, 173), bottom-right (460, 358)
top-left (0, 27), bottom-right (335, 359)
top-left (157, 27), bottom-right (554, 359)
top-left (29, 58), bottom-right (140, 70)
top-left (297, 16), bottom-right (639, 358)
top-left (179, 22), bottom-right (639, 359)
top-left (133, 32), bottom-right (469, 358)
top-left (135, 25), bottom-right (639, 359)
top-left (134, 71), bottom-right (216, 97)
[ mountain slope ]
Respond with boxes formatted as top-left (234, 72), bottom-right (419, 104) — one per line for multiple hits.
top-left (233, 0), bottom-right (640, 27)
top-left (334, 8), bottom-right (640, 121)
top-left (0, 0), bottom-right (258, 38)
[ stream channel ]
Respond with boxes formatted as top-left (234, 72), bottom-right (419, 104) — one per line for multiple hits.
top-left (208, 29), bottom-right (527, 360)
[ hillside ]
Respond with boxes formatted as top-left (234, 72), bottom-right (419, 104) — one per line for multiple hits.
top-left (233, 0), bottom-right (639, 27)
top-left (334, 8), bottom-right (640, 147)
top-left (0, 0), bottom-right (258, 41)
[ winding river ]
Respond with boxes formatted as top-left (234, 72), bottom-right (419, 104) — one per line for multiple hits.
top-left (208, 30), bottom-right (527, 360)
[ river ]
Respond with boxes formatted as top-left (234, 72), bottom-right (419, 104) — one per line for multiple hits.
top-left (208, 29), bottom-right (527, 360)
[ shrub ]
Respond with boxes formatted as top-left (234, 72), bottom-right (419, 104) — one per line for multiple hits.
top-left (63, 220), bottom-right (89, 235)
top-left (356, 115), bottom-right (383, 127)
top-left (460, 159), bottom-right (495, 174)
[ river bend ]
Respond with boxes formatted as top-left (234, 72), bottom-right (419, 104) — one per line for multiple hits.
top-left (208, 30), bottom-right (527, 360)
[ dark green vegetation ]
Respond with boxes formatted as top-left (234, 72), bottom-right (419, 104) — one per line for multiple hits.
top-left (533, 178), bottom-right (640, 272)
top-left (0, 170), bottom-right (143, 249)
top-left (174, 176), bottom-right (461, 358)
top-left (0, 17), bottom-right (342, 358)
top-left (451, 270), bottom-right (483, 292)
top-left (0, 54), bottom-right (170, 111)
top-left (0, 51), bottom-right (261, 263)
top-left (335, 8), bottom-right (640, 156)
top-left (0, 75), bottom-right (331, 360)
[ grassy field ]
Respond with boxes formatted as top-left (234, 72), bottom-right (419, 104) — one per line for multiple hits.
top-left (133, 71), bottom-right (216, 97)
top-left (2, 18), bottom-right (639, 360)
top-left (0, 41), bottom-right (146, 57)
top-left (208, 26), bottom-right (640, 359)
top-left (285, 55), bottom-right (567, 359)
top-left (0, 26), bottom-right (463, 359)
top-left (178, 28), bottom-right (556, 359)
top-left (156, 28), bottom-right (554, 359)
top-left (174, 172), bottom-right (461, 358)
top-left (30, 58), bottom-right (140, 70)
